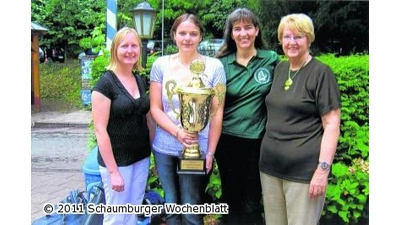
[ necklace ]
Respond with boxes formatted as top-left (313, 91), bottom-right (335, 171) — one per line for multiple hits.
top-left (284, 56), bottom-right (311, 91)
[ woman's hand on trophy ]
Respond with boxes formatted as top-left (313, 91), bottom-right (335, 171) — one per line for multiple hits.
top-left (176, 128), bottom-right (198, 145)
top-left (182, 137), bottom-right (198, 146)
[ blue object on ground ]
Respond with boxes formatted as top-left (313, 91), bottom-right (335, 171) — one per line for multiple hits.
top-left (32, 181), bottom-right (105, 225)
top-left (82, 146), bottom-right (102, 190)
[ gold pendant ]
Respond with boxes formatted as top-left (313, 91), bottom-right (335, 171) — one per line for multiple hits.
top-left (284, 78), bottom-right (292, 90)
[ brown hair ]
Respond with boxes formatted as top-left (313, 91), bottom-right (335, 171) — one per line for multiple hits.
top-left (216, 8), bottom-right (267, 58)
top-left (170, 13), bottom-right (205, 41)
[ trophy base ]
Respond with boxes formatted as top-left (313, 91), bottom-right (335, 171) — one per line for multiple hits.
top-left (177, 153), bottom-right (206, 175)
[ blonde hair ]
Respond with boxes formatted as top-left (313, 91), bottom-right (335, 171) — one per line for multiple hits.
top-left (107, 27), bottom-right (143, 72)
top-left (277, 13), bottom-right (315, 46)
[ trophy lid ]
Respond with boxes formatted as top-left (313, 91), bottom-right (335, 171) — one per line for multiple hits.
top-left (190, 59), bottom-right (205, 75)
top-left (188, 59), bottom-right (206, 88)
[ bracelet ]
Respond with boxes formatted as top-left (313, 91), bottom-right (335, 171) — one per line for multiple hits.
top-left (206, 151), bottom-right (214, 158)
top-left (175, 127), bottom-right (182, 138)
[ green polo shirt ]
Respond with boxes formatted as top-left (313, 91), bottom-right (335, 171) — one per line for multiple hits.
top-left (218, 49), bottom-right (279, 139)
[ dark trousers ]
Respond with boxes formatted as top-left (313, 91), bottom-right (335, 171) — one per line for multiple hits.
top-left (153, 151), bottom-right (207, 225)
top-left (215, 133), bottom-right (264, 225)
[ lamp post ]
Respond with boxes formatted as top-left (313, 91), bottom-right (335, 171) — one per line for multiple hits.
top-left (130, 0), bottom-right (157, 69)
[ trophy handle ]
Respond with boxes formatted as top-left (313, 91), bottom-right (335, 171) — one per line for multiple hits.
top-left (165, 80), bottom-right (180, 119)
top-left (210, 83), bottom-right (226, 117)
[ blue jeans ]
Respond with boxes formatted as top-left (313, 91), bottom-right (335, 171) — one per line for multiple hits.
top-left (153, 151), bottom-right (207, 225)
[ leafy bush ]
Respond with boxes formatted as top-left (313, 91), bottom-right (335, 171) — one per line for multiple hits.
top-left (324, 158), bottom-right (369, 224)
top-left (205, 162), bottom-right (222, 203)
top-left (39, 60), bottom-right (83, 108)
top-left (316, 54), bottom-right (369, 224)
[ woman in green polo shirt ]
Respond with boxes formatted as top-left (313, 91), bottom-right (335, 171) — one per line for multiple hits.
top-left (214, 8), bottom-right (280, 225)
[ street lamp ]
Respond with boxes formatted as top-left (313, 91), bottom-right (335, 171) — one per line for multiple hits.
top-left (130, 0), bottom-right (157, 68)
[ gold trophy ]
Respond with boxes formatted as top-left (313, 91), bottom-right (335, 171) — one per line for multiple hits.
top-left (166, 59), bottom-right (225, 175)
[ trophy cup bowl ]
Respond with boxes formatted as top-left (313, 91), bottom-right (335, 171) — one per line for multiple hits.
top-left (179, 87), bottom-right (213, 136)
top-left (176, 86), bottom-right (213, 174)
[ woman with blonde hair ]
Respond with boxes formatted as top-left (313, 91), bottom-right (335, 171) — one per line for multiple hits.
top-left (92, 27), bottom-right (154, 225)
top-left (259, 13), bottom-right (341, 225)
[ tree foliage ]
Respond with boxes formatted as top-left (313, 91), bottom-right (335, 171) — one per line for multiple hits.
top-left (256, 0), bottom-right (369, 55)
top-left (31, 0), bottom-right (106, 57)
top-left (32, 0), bottom-right (368, 58)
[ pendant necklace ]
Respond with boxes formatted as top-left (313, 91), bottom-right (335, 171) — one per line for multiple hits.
top-left (284, 56), bottom-right (311, 91)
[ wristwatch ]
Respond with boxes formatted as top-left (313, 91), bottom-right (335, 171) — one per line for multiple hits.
top-left (319, 161), bottom-right (331, 171)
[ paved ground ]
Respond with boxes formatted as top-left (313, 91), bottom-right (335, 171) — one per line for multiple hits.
top-left (31, 101), bottom-right (92, 223)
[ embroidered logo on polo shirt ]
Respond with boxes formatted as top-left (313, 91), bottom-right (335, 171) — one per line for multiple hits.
top-left (254, 68), bottom-right (271, 84)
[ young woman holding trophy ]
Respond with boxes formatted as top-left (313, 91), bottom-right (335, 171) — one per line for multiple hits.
top-left (214, 8), bottom-right (280, 225)
top-left (149, 13), bottom-right (226, 225)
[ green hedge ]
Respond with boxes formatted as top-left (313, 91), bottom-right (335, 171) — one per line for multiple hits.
top-left (39, 60), bottom-right (82, 107)
top-left (317, 54), bottom-right (369, 224)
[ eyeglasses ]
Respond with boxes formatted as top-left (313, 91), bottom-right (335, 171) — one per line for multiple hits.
top-left (282, 35), bottom-right (305, 42)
